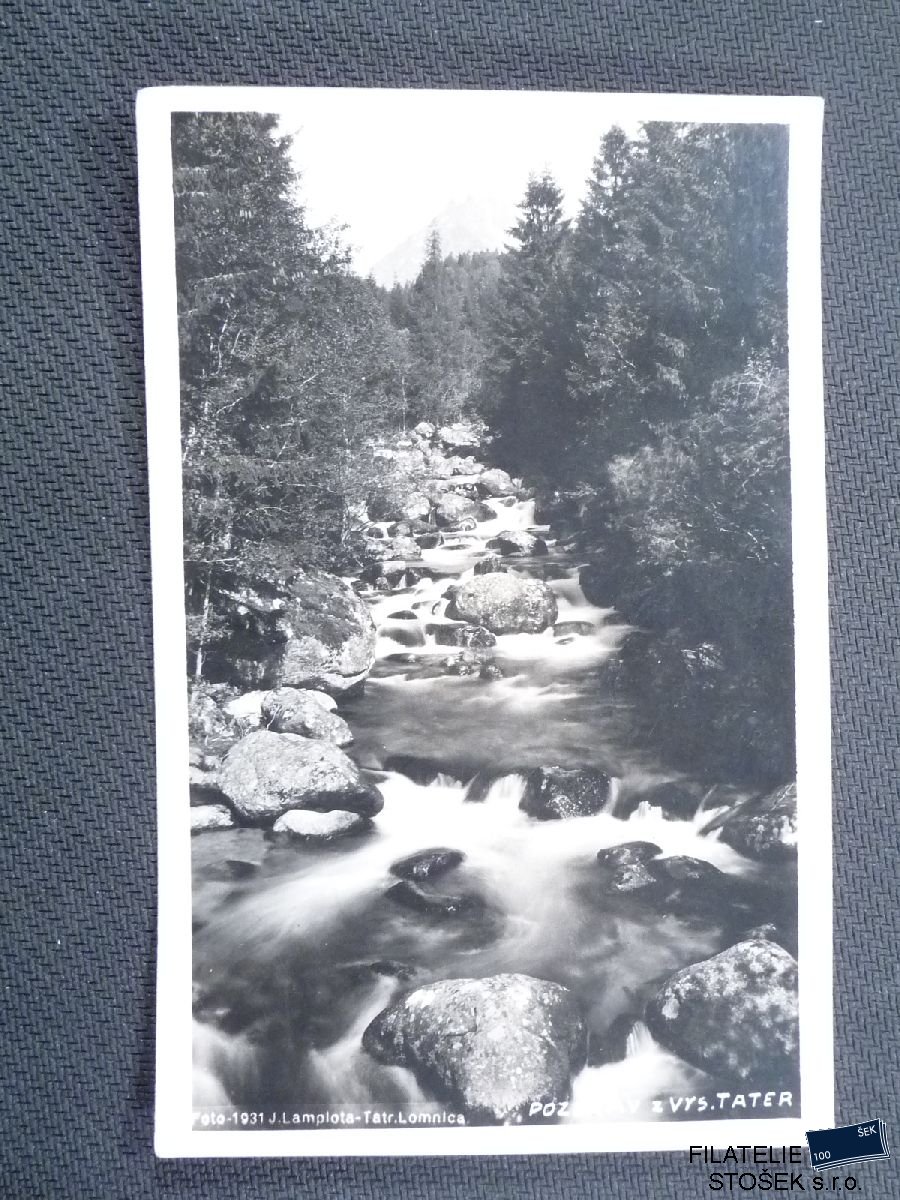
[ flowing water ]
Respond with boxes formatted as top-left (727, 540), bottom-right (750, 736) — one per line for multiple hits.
top-left (192, 494), bottom-right (787, 1121)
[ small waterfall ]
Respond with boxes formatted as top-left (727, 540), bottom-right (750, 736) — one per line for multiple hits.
top-left (507, 497), bottom-right (537, 529)
top-left (429, 771), bottom-right (462, 788)
top-left (305, 974), bottom-right (427, 1106)
top-left (692, 786), bottom-right (738, 831)
top-left (602, 776), bottom-right (622, 815)
top-left (549, 575), bottom-right (590, 608)
top-left (695, 786), bottom-right (718, 815)
top-left (481, 772), bottom-right (527, 812)
top-left (624, 1020), bottom-right (658, 1058)
top-left (631, 798), bottom-right (657, 821)
top-left (193, 1020), bottom-right (257, 1107)
top-left (694, 807), bottom-right (729, 833)
top-left (566, 1020), bottom-right (705, 1124)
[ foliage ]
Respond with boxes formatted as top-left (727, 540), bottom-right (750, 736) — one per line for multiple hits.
top-left (607, 359), bottom-right (791, 571)
top-left (174, 112), bottom-right (406, 677)
top-left (481, 172), bottom-right (574, 479)
top-left (389, 235), bottom-right (499, 425)
top-left (476, 124), bottom-right (789, 484)
top-left (570, 123), bottom-right (788, 454)
top-left (601, 361), bottom-right (795, 785)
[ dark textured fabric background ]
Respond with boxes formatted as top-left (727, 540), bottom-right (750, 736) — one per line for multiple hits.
top-left (2, 1), bottom-right (898, 1196)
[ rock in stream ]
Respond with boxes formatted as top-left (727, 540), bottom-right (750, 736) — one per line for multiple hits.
top-left (363, 973), bottom-right (586, 1124)
top-left (645, 938), bottom-right (799, 1084)
top-left (217, 730), bottom-right (383, 824)
top-left (448, 573), bottom-right (558, 635)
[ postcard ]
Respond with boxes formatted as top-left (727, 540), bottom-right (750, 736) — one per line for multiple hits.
top-left (137, 86), bottom-right (830, 1156)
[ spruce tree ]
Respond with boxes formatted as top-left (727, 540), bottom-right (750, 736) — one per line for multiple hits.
top-left (486, 172), bottom-right (573, 479)
top-left (174, 111), bottom-right (318, 675)
top-left (173, 112), bottom-right (407, 678)
top-left (403, 230), bottom-right (478, 424)
top-left (569, 122), bottom-right (788, 468)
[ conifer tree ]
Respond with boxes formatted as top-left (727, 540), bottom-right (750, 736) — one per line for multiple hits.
top-left (173, 112), bottom-right (406, 677)
top-left (568, 122), bottom-right (788, 467)
top-left (402, 231), bottom-right (486, 424)
top-left (485, 172), bottom-right (573, 478)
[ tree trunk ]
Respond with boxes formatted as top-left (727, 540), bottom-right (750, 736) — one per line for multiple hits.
top-left (193, 568), bottom-right (213, 680)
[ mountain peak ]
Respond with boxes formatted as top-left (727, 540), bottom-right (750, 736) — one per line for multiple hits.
top-left (368, 194), bottom-right (516, 286)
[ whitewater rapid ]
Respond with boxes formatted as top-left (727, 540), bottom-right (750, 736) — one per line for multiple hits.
top-left (192, 491), bottom-right (759, 1117)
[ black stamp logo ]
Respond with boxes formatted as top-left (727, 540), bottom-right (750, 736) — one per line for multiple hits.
top-left (806, 1119), bottom-right (890, 1170)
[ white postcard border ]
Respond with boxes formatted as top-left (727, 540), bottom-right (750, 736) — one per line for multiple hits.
top-left (137, 86), bottom-right (831, 1158)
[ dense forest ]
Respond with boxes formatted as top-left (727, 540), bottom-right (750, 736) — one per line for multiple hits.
top-left (174, 111), bottom-right (792, 785)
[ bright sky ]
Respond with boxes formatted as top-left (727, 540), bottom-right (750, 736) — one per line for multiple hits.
top-left (276, 89), bottom-right (641, 279)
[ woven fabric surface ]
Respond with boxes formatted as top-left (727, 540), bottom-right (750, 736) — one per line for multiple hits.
top-left (2, 1), bottom-right (898, 1196)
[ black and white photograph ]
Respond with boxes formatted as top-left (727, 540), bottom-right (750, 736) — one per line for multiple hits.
top-left (138, 88), bottom-right (831, 1156)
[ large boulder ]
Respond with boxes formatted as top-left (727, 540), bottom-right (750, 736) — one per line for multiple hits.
top-left (390, 847), bottom-right (464, 882)
top-left (191, 804), bottom-right (235, 833)
top-left (424, 456), bottom-right (457, 481)
top-left (271, 809), bottom-right (369, 840)
top-left (473, 554), bottom-right (505, 576)
top-left (363, 974), bottom-right (586, 1124)
top-left (217, 571), bottom-right (377, 696)
top-left (386, 535), bottom-right (424, 562)
top-left (361, 560), bottom-right (419, 590)
top-left (448, 574), bottom-right (558, 635)
top-left (645, 940), bottom-right (799, 1084)
top-left (222, 689), bottom-right (268, 726)
top-left (645, 855), bottom-right (734, 914)
top-left (477, 468), bottom-right (517, 498)
top-left (399, 493), bottom-right (432, 523)
top-left (217, 730), bottom-right (383, 823)
top-left (188, 682), bottom-right (250, 756)
top-left (420, 477), bottom-right (454, 501)
top-left (371, 443), bottom-right (428, 476)
top-left (435, 494), bottom-right (490, 529)
top-left (277, 571), bottom-right (377, 696)
top-left (603, 859), bottom-right (659, 894)
top-left (596, 842), bottom-right (662, 870)
top-left (427, 623), bottom-right (496, 649)
top-left (445, 456), bottom-right (482, 477)
top-left (386, 520), bottom-right (430, 538)
top-left (260, 687), bottom-right (353, 747)
top-left (704, 783), bottom-right (798, 860)
top-left (437, 422), bottom-right (483, 454)
top-left (599, 852), bottom-right (756, 919)
top-left (365, 534), bottom-right (423, 564)
top-left (486, 531), bottom-right (548, 557)
top-left (520, 767), bottom-right (612, 820)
